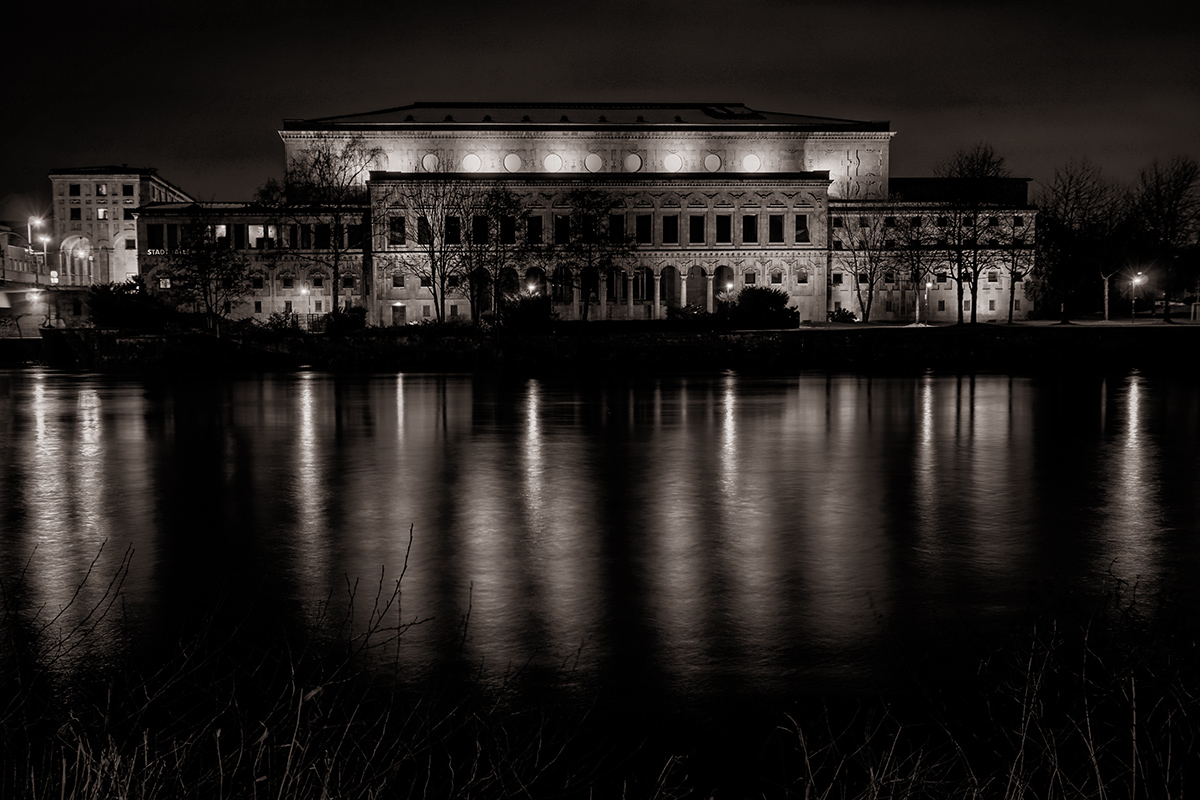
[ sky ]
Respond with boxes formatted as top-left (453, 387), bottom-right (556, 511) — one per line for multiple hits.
top-left (4, 0), bottom-right (1198, 223)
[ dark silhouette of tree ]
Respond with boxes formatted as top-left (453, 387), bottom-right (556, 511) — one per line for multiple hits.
top-left (542, 189), bottom-right (635, 322)
top-left (160, 215), bottom-right (252, 336)
top-left (257, 136), bottom-right (383, 320)
top-left (1131, 156), bottom-right (1200, 322)
top-left (834, 206), bottom-right (897, 323)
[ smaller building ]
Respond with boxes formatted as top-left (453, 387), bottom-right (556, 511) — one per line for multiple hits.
top-left (49, 167), bottom-right (193, 286)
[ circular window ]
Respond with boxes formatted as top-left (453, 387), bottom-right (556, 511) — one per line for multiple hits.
top-left (585, 153), bottom-right (603, 172)
top-left (663, 153), bottom-right (683, 172)
top-left (742, 154), bottom-right (761, 172)
top-left (421, 153), bottom-right (439, 172)
top-left (624, 153), bottom-right (642, 172)
top-left (462, 153), bottom-right (481, 172)
top-left (705, 153), bottom-right (722, 172)
top-left (544, 153), bottom-right (563, 172)
top-left (503, 153), bottom-right (522, 172)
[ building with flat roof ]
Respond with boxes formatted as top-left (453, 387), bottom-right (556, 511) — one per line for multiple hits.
top-left (49, 166), bottom-right (193, 286)
top-left (137, 102), bottom-right (1033, 325)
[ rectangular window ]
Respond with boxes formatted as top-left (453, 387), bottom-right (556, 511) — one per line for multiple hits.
top-left (448, 275), bottom-right (461, 288)
top-left (96, 208), bottom-right (109, 220)
top-left (123, 208), bottom-right (134, 220)
top-left (744, 273), bottom-right (756, 285)
top-left (987, 216), bottom-right (999, 227)
top-left (146, 224), bottom-right (163, 249)
top-left (885, 271), bottom-right (895, 283)
top-left (688, 214), bottom-right (705, 245)
top-left (635, 214), bottom-right (652, 244)
top-left (832, 240), bottom-right (843, 250)
top-left (70, 207), bottom-right (81, 220)
top-left (989, 299), bottom-right (996, 311)
top-left (392, 274), bottom-right (404, 288)
top-left (445, 216), bottom-right (461, 245)
top-left (832, 273), bottom-right (843, 285)
top-left (963, 300), bottom-right (971, 311)
top-left (96, 184), bottom-right (107, 196)
top-left (1014, 299), bottom-right (1021, 310)
top-left (936, 272), bottom-right (947, 283)
top-left (417, 217), bottom-right (431, 244)
top-left (282, 277), bottom-right (294, 289)
top-left (500, 216), bottom-right (516, 244)
top-left (797, 271), bottom-right (808, 284)
top-left (122, 184), bottom-right (134, 197)
top-left (420, 276), bottom-right (432, 288)
top-left (312, 275), bottom-right (324, 288)
top-left (389, 216), bottom-right (406, 246)
top-left (342, 275), bottom-right (354, 289)
top-left (662, 215), bottom-right (679, 244)
top-left (884, 216), bottom-right (897, 227)
top-left (1014, 216), bottom-right (1025, 227)
top-left (254, 301), bottom-right (262, 314)
top-left (251, 276), bottom-right (264, 289)
top-left (795, 214), bottom-right (810, 243)
top-left (284, 300), bottom-right (293, 313)
top-left (743, 214), bottom-right (758, 243)
top-left (167, 225), bottom-right (179, 250)
top-left (885, 299), bottom-right (893, 312)
top-left (124, 238), bottom-right (136, 250)
top-left (527, 215), bottom-right (543, 244)
top-left (858, 272), bottom-right (870, 284)
top-left (831, 216), bottom-right (843, 228)
top-left (554, 214), bottom-right (570, 244)
top-left (314, 301), bottom-right (323, 312)
top-left (422, 305), bottom-right (431, 318)
top-left (314, 224), bottom-right (333, 250)
top-left (69, 184), bottom-right (81, 196)
top-left (988, 270), bottom-right (999, 283)
top-left (768, 214), bottom-right (784, 243)
top-left (473, 215), bottom-right (489, 244)
top-left (716, 214), bottom-right (732, 244)
top-left (450, 305), bottom-right (459, 317)
top-left (608, 214), bottom-right (624, 244)
top-left (770, 272), bottom-right (782, 285)
top-left (938, 300), bottom-right (946, 311)
top-left (936, 216), bottom-right (949, 228)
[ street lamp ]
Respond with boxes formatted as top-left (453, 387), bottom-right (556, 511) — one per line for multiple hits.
top-left (920, 280), bottom-right (932, 324)
top-left (1132, 272), bottom-right (1143, 323)
top-left (27, 216), bottom-right (42, 249)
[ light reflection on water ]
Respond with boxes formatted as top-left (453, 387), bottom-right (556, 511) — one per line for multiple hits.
top-left (1, 368), bottom-right (1198, 710)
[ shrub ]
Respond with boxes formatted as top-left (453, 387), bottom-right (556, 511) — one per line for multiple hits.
top-left (828, 307), bottom-right (859, 323)
top-left (731, 286), bottom-right (800, 328)
top-left (86, 279), bottom-right (175, 331)
top-left (499, 293), bottom-right (556, 332)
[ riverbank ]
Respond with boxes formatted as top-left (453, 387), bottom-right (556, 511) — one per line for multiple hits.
top-left (12, 320), bottom-right (1200, 373)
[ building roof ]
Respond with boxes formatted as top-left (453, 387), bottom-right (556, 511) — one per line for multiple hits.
top-left (49, 166), bottom-right (163, 177)
top-left (284, 102), bottom-right (890, 133)
top-left (368, 170), bottom-right (833, 184)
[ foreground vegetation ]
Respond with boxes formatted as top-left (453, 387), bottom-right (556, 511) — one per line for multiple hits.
top-left (3, 542), bottom-right (1200, 798)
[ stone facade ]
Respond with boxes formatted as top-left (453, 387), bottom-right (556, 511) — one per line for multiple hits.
top-left (49, 167), bottom-right (192, 286)
top-left (133, 102), bottom-right (1034, 325)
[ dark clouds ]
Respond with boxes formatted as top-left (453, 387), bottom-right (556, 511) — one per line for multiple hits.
top-left (4, 0), bottom-right (1197, 219)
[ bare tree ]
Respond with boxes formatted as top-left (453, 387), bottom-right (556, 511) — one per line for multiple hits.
top-left (159, 213), bottom-right (252, 336)
top-left (934, 142), bottom-right (1009, 180)
top-left (257, 135), bottom-right (383, 320)
top-left (1131, 156), bottom-right (1200, 322)
top-left (834, 207), bottom-right (897, 323)
top-left (542, 189), bottom-right (636, 322)
top-left (891, 213), bottom-right (939, 322)
top-left (456, 183), bottom-right (530, 323)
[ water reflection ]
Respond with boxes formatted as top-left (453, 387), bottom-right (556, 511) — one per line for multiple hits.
top-left (1, 369), bottom-right (1196, 709)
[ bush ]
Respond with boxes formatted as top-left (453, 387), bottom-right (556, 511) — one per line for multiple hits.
top-left (86, 279), bottom-right (175, 331)
top-left (499, 293), bottom-right (557, 332)
top-left (731, 286), bottom-right (800, 328)
top-left (263, 310), bottom-right (300, 331)
top-left (828, 307), bottom-right (859, 323)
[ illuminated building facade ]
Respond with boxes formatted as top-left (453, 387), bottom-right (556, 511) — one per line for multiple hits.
top-left (50, 167), bottom-right (193, 286)
top-left (136, 102), bottom-right (1033, 324)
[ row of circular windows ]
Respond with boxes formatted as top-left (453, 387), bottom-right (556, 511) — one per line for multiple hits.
top-left (419, 152), bottom-right (764, 174)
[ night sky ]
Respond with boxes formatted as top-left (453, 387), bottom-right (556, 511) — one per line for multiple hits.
top-left (5, 0), bottom-right (1197, 222)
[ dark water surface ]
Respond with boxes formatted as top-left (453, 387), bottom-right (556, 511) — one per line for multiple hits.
top-left (2, 368), bottom-right (1199, 728)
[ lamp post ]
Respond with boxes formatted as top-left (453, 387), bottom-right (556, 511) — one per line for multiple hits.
top-left (27, 216), bottom-right (42, 250)
top-left (300, 286), bottom-right (310, 330)
top-left (1132, 272), bottom-right (1143, 323)
top-left (920, 280), bottom-right (931, 324)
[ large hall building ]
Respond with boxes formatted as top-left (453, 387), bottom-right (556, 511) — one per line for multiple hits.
top-left (135, 102), bottom-right (1035, 325)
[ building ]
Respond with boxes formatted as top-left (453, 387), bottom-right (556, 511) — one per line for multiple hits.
top-left (137, 102), bottom-right (1034, 325)
top-left (49, 166), bottom-right (193, 287)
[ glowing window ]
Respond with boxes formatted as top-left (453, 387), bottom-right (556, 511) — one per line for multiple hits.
top-left (704, 154), bottom-right (721, 172)
top-left (742, 154), bottom-right (761, 172)
top-left (624, 153), bottom-right (642, 172)
top-left (544, 153), bottom-right (563, 172)
top-left (462, 153), bottom-right (481, 172)
top-left (96, 208), bottom-right (109, 220)
top-left (585, 153), bottom-right (603, 172)
top-left (504, 153), bottom-right (522, 172)
top-left (663, 153), bottom-right (682, 172)
top-left (421, 153), bottom-right (439, 171)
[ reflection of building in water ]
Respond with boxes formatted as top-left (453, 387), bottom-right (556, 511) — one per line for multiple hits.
top-left (123, 102), bottom-right (1034, 325)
